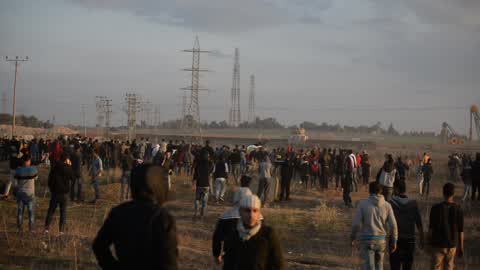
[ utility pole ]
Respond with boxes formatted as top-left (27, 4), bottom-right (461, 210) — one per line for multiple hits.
top-left (81, 104), bottom-right (87, 137)
top-left (229, 48), bottom-right (241, 127)
top-left (181, 36), bottom-right (211, 143)
top-left (5, 56), bottom-right (29, 138)
top-left (95, 96), bottom-right (112, 138)
top-left (248, 74), bottom-right (256, 123)
top-left (1, 92), bottom-right (7, 114)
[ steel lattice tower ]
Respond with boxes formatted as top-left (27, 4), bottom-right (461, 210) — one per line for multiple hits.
top-left (125, 93), bottom-right (140, 141)
top-left (248, 74), bottom-right (256, 123)
top-left (229, 48), bottom-right (241, 127)
top-left (181, 36), bottom-right (210, 142)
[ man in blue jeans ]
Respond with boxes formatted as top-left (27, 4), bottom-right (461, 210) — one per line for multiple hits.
top-left (351, 182), bottom-right (398, 270)
top-left (14, 154), bottom-right (38, 232)
top-left (89, 150), bottom-right (103, 204)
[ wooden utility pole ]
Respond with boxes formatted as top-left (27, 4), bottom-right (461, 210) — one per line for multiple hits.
top-left (5, 56), bottom-right (29, 138)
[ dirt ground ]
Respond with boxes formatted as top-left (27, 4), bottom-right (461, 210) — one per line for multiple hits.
top-left (0, 145), bottom-right (480, 270)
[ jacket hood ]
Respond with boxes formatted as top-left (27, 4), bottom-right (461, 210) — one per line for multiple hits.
top-left (391, 195), bottom-right (410, 206)
top-left (368, 194), bottom-right (385, 207)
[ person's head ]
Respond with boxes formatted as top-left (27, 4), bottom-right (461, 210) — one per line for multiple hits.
top-left (205, 140), bottom-right (210, 146)
top-left (130, 164), bottom-right (168, 205)
top-left (443, 183), bottom-right (455, 200)
top-left (22, 154), bottom-right (31, 166)
top-left (239, 195), bottom-right (262, 228)
top-left (240, 175), bottom-right (252, 187)
top-left (369, 181), bottom-right (382, 195)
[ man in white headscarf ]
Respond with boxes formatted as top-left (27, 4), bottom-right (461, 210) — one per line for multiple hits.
top-left (212, 194), bottom-right (284, 270)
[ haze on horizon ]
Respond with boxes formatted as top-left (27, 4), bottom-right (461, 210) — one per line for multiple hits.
top-left (0, 0), bottom-right (479, 134)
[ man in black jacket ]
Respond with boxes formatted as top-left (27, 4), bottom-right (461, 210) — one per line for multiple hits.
top-left (45, 153), bottom-right (75, 234)
top-left (390, 181), bottom-right (424, 270)
top-left (212, 194), bottom-right (284, 270)
top-left (93, 164), bottom-right (178, 270)
top-left (70, 144), bottom-right (83, 202)
top-left (471, 153), bottom-right (480, 201)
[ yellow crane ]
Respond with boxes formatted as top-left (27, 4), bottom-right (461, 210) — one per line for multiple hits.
top-left (470, 105), bottom-right (480, 143)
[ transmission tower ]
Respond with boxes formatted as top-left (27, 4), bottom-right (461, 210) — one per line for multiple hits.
top-left (95, 96), bottom-right (112, 138)
top-left (1, 92), bottom-right (7, 114)
top-left (229, 48), bottom-right (241, 127)
top-left (248, 74), bottom-right (256, 123)
top-left (181, 36), bottom-right (210, 142)
top-left (125, 93), bottom-right (140, 141)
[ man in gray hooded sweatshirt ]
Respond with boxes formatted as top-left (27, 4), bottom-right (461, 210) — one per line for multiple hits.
top-left (351, 182), bottom-right (398, 270)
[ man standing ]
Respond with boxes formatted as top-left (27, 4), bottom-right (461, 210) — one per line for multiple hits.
top-left (351, 182), bottom-right (398, 270)
top-left (389, 181), bottom-right (424, 270)
top-left (471, 153), bottom-right (480, 201)
top-left (89, 150), bottom-right (103, 204)
top-left (278, 153), bottom-right (294, 201)
top-left (212, 195), bottom-right (285, 270)
top-left (213, 157), bottom-right (229, 203)
top-left (14, 154), bottom-right (38, 232)
top-left (45, 154), bottom-right (75, 234)
top-left (70, 144), bottom-right (83, 202)
top-left (192, 146), bottom-right (212, 218)
top-left (229, 145), bottom-right (241, 184)
top-left (257, 156), bottom-right (272, 206)
top-left (428, 183), bottom-right (464, 270)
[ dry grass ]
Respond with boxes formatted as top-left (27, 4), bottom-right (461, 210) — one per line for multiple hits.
top-left (1, 146), bottom-right (480, 270)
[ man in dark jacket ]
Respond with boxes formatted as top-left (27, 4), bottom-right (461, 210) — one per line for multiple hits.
top-left (277, 152), bottom-right (295, 201)
top-left (45, 153), bottom-right (75, 233)
top-left (193, 155), bottom-right (212, 218)
top-left (212, 194), bottom-right (284, 270)
top-left (471, 153), bottom-right (480, 201)
top-left (93, 164), bottom-right (178, 270)
top-left (390, 181), bottom-right (424, 270)
top-left (70, 144), bottom-right (83, 202)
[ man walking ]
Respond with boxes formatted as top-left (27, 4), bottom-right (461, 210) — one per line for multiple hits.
top-left (70, 144), bottom-right (83, 202)
top-left (89, 150), bottom-right (103, 203)
top-left (257, 156), bottom-right (272, 206)
top-left (428, 183), bottom-right (464, 270)
top-left (212, 195), bottom-right (285, 270)
top-left (45, 154), bottom-right (75, 234)
top-left (213, 157), bottom-right (229, 203)
top-left (14, 154), bottom-right (38, 232)
top-left (389, 181), bottom-right (424, 270)
top-left (351, 182), bottom-right (398, 270)
top-left (229, 145), bottom-right (241, 184)
top-left (192, 146), bottom-right (212, 218)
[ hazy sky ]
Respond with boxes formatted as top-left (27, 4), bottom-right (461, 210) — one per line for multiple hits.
top-left (0, 0), bottom-right (479, 133)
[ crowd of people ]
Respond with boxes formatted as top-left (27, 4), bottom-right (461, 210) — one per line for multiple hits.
top-left (1, 135), bottom-right (479, 270)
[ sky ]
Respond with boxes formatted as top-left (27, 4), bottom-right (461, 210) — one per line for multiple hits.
top-left (0, 0), bottom-right (479, 133)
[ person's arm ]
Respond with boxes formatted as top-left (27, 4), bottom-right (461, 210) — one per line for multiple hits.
top-left (267, 227), bottom-right (285, 270)
top-left (92, 211), bottom-right (118, 270)
top-left (212, 219), bottom-right (225, 264)
top-left (387, 204), bottom-right (398, 253)
top-left (152, 211), bottom-right (178, 270)
top-left (457, 207), bottom-right (464, 258)
top-left (414, 202), bottom-right (424, 249)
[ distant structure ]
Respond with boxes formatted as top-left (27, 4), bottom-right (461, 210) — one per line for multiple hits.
top-left (248, 74), bottom-right (256, 123)
top-left (181, 36), bottom-right (210, 142)
top-left (1, 91), bottom-right (7, 114)
top-left (154, 104), bottom-right (161, 128)
top-left (229, 48), bottom-right (241, 127)
top-left (140, 100), bottom-right (152, 127)
top-left (125, 93), bottom-right (140, 141)
top-left (95, 96), bottom-right (112, 138)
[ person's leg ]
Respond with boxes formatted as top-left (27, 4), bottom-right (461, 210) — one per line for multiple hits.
top-left (389, 244), bottom-right (401, 270)
top-left (264, 178), bottom-right (270, 204)
top-left (280, 177), bottom-right (286, 200)
top-left (472, 182), bottom-right (479, 201)
top-left (59, 195), bottom-right (67, 232)
top-left (431, 248), bottom-right (445, 270)
top-left (92, 178), bottom-right (100, 201)
top-left (16, 198), bottom-right (24, 230)
top-left (70, 179), bottom-right (76, 201)
top-left (214, 178), bottom-right (221, 201)
top-left (76, 177), bottom-right (83, 201)
top-left (201, 187), bottom-right (209, 216)
top-left (444, 248), bottom-right (456, 270)
top-left (44, 196), bottom-right (58, 231)
top-left (285, 177), bottom-right (291, 200)
top-left (360, 242), bottom-right (375, 270)
top-left (194, 188), bottom-right (200, 216)
top-left (402, 242), bottom-right (415, 270)
top-left (27, 197), bottom-right (34, 232)
top-left (374, 240), bottom-right (386, 270)
top-left (257, 178), bottom-right (265, 201)
top-left (220, 178), bottom-right (227, 201)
